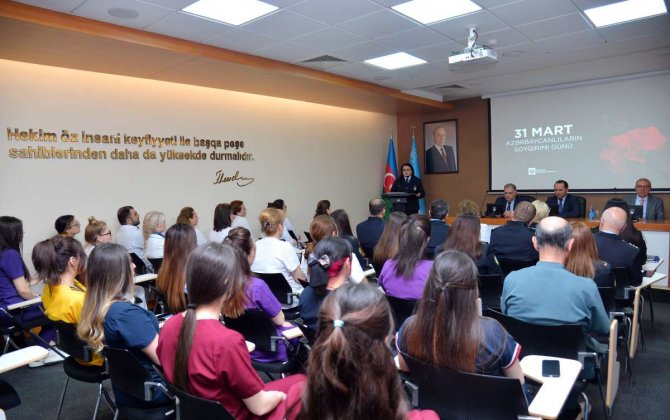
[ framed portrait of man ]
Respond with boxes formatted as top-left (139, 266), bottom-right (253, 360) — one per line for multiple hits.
top-left (424, 120), bottom-right (459, 174)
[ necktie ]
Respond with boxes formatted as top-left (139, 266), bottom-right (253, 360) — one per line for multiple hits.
top-left (559, 199), bottom-right (564, 213)
top-left (440, 147), bottom-right (448, 167)
top-left (406, 177), bottom-right (410, 183)
top-left (641, 198), bottom-right (646, 218)
top-left (506, 202), bottom-right (511, 212)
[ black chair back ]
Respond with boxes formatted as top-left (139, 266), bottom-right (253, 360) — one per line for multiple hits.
top-left (598, 286), bottom-right (616, 314)
top-left (385, 295), bottom-right (418, 330)
top-left (255, 273), bottom-right (296, 306)
top-left (613, 266), bottom-right (633, 301)
top-left (163, 381), bottom-right (234, 420)
top-left (497, 259), bottom-right (536, 277)
top-left (130, 253), bottom-right (150, 275)
top-left (55, 322), bottom-right (93, 362)
top-left (223, 310), bottom-right (280, 353)
top-left (574, 195), bottom-right (586, 218)
top-left (148, 258), bottom-right (163, 273)
top-left (361, 246), bottom-right (374, 259)
top-left (104, 347), bottom-right (155, 401)
top-left (402, 352), bottom-right (529, 419)
top-left (483, 309), bottom-right (585, 359)
top-left (478, 273), bottom-right (503, 310)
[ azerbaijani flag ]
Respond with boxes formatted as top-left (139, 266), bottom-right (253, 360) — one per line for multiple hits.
top-left (409, 134), bottom-right (426, 215)
top-left (383, 136), bottom-right (398, 193)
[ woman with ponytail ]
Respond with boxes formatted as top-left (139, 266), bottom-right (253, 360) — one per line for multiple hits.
top-left (157, 242), bottom-right (303, 418)
top-left (285, 282), bottom-right (437, 420)
top-left (33, 235), bottom-right (101, 366)
top-left (0, 216), bottom-right (57, 363)
top-left (77, 243), bottom-right (168, 407)
top-left (396, 250), bottom-right (524, 381)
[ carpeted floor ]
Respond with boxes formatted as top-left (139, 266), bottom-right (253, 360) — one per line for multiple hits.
top-left (3, 301), bottom-right (670, 419)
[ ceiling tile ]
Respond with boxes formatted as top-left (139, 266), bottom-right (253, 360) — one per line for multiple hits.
top-left (288, 0), bottom-right (382, 24)
top-left (490, 0), bottom-right (579, 26)
top-left (531, 30), bottom-right (605, 54)
top-left (376, 27), bottom-right (449, 51)
top-left (291, 27), bottom-right (367, 51)
top-left (408, 41), bottom-right (466, 62)
top-left (15, 0), bottom-right (86, 12)
top-left (337, 9), bottom-right (418, 38)
top-left (205, 28), bottom-right (281, 53)
top-left (145, 11), bottom-right (231, 42)
top-left (331, 40), bottom-right (397, 62)
top-left (474, 0), bottom-right (525, 7)
top-left (430, 9), bottom-right (508, 40)
top-left (241, 9), bottom-right (326, 40)
top-left (254, 41), bottom-right (321, 62)
top-left (264, 0), bottom-right (305, 7)
top-left (516, 13), bottom-right (593, 41)
top-left (137, 0), bottom-right (194, 10)
top-left (73, 0), bottom-right (173, 29)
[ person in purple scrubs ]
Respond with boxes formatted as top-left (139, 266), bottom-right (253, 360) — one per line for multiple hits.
top-left (223, 227), bottom-right (297, 363)
top-left (378, 215), bottom-right (432, 300)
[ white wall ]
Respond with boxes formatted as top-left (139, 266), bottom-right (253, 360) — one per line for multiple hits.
top-left (0, 59), bottom-right (395, 268)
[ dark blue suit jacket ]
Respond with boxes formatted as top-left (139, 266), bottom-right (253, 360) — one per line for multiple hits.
top-left (494, 196), bottom-right (532, 212)
top-left (427, 220), bottom-right (449, 258)
top-left (594, 231), bottom-right (642, 286)
top-left (546, 194), bottom-right (580, 218)
top-left (356, 217), bottom-right (385, 252)
top-left (391, 176), bottom-right (425, 215)
top-left (487, 221), bottom-right (538, 262)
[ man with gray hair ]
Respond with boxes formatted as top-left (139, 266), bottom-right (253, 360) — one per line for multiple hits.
top-left (487, 201), bottom-right (538, 262)
top-left (427, 199), bottom-right (449, 258)
top-left (501, 217), bottom-right (609, 338)
top-left (494, 183), bottom-right (532, 218)
top-left (594, 207), bottom-right (643, 286)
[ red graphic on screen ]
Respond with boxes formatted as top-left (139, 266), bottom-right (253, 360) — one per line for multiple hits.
top-left (600, 127), bottom-right (666, 173)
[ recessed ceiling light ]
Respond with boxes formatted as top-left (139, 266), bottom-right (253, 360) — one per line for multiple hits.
top-left (392, 0), bottom-right (482, 25)
top-left (364, 52), bottom-right (427, 70)
top-left (108, 8), bottom-right (139, 19)
top-left (183, 0), bottom-right (278, 26)
top-left (584, 0), bottom-right (667, 27)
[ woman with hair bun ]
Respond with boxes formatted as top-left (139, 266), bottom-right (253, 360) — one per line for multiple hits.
top-left (378, 214), bottom-right (432, 300)
top-left (251, 208), bottom-right (306, 293)
top-left (313, 200), bottom-right (331, 218)
top-left (397, 250), bottom-right (524, 383)
top-left (268, 199), bottom-right (298, 244)
top-left (177, 207), bottom-right (207, 246)
top-left (157, 242), bottom-right (303, 419)
top-left (230, 200), bottom-right (253, 233)
top-left (285, 282), bottom-right (437, 420)
top-left (83, 217), bottom-right (112, 256)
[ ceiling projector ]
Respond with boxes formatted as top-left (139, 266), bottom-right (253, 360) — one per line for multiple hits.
top-left (448, 28), bottom-right (498, 68)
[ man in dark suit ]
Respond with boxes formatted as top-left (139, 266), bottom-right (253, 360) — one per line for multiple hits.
top-left (425, 125), bottom-right (456, 173)
top-left (427, 199), bottom-right (449, 258)
top-left (494, 183), bottom-right (532, 218)
top-left (594, 207), bottom-right (642, 286)
top-left (356, 198), bottom-right (386, 258)
top-left (545, 179), bottom-right (580, 218)
top-left (626, 177), bottom-right (665, 221)
top-left (487, 201), bottom-right (538, 262)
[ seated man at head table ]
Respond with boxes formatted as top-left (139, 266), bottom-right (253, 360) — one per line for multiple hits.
top-left (494, 183), bottom-right (532, 219)
top-left (545, 180), bottom-right (581, 218)
top-left (594, 207), bottom-right (643, 287)
top-left (487, 201), bottom-right (538, 262)
top-left (626, 177), bottom-right (665, 221)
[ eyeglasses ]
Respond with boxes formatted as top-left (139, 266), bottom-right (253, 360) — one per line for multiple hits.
top-left (67, 221), bottom-right (80, 229)
top-left (101, 232), bottom-right (112, 237)
top-left (635, 184), bottom-right (651, 189)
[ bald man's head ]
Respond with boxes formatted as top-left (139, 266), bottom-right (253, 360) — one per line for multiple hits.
top-left (535, 216), bottom-right (572, 251)
top-left (601, 207), bottom-right (627, 234)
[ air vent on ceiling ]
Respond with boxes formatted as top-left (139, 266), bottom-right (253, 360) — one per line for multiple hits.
top-left (436, 84), bottom-right (467, 90)
top-left (301, 55), bottom-right (347, 63)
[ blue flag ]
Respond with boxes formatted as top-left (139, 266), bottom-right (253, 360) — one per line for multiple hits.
top-left (409, 134), bottom-right (426, 215)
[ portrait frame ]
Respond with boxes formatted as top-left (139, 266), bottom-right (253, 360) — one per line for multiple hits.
top-left (424, 119), bottom-right (459, 174)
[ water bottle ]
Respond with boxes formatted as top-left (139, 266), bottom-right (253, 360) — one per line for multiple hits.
top-left (589, 207), bottom-right (596, 221)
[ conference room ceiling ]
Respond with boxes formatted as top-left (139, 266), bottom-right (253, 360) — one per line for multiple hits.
top-left (4, 0), bottom-right (670, 107)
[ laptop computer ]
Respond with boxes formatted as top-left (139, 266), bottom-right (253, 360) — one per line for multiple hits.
top-left (629, 205), bottom-right (643, 221)
top-left (486, 203), bottom-right (503, 217)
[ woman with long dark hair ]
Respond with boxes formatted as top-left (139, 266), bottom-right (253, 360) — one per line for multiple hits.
top-left (156, 223), bottom-right (197, 313)
top-left (157, 243), bottom-right (303, 418)
top-left (286, 282), bottom-right (437, 420)
top-left (378, 214), bottom-right (432, 300)
top-left (330, 209), bottom-right (364, 267)
top-left (397, 250), bottom-right (523, 382)
top-left (0, 216), bottom-right (57, 364)
top-left (439, 213), bottom-right (502, 276)
top-left (565, 222), bottom-right (612, 287)
top-left (209, 203), bottom-right (233, 243)
top-left (78, 243), bottom-right (168, 407)
top-left (372, 212), bottom-right (407, 273)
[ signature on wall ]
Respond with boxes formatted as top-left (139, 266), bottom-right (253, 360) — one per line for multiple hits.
top-left (214, 170), bottom-right (255, 187)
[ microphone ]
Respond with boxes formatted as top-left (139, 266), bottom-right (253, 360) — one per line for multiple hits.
top-left (478, 189), bottom-right (489, 217)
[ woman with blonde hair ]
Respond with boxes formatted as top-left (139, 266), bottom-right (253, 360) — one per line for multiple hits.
top-left (456, 199), bottom-right (491, 243)
top-left (531, 200), bottom-right (550, 228)
top-left (251, 208), bottom-right (306, 293)
top-left (565, 222), bottom-right (613, 287)
top-left (83, 217), bottom-right (112, 256)
top-left (177, 207), bottom-right (206, 246)
top-left (143, 211), bottom-right (167, 259)
top-left (78, 243), bottom-right (168, 407)
top-left (156, 223), bottom-right (197, 313)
